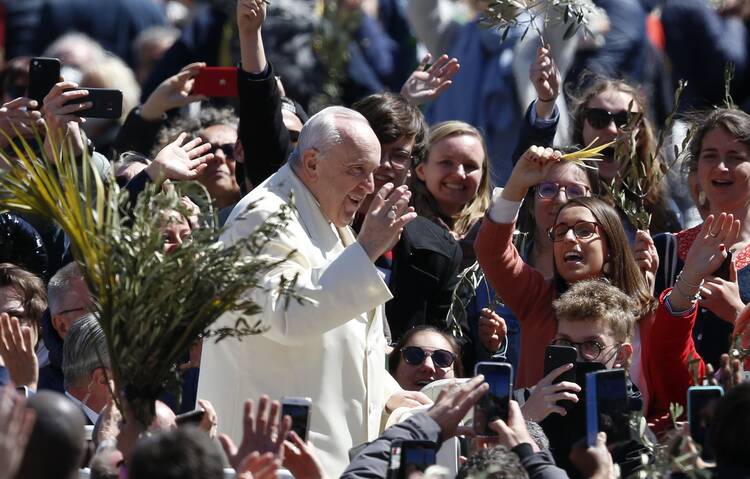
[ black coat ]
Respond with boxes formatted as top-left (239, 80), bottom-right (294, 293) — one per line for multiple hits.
top-left (385, 216), bottom-right (462, 342)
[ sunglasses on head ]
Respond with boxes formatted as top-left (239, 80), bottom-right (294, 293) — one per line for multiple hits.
top-left (583, 108), bottom-right (631, 130)
top-left (401, 346), bottom-right (456, 368)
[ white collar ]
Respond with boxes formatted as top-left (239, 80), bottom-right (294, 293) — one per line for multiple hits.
top-left (64, 390), bottom-right (99, 424)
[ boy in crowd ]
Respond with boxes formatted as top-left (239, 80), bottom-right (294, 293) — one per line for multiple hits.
top-left (517, 279), bottom-right (648, 478)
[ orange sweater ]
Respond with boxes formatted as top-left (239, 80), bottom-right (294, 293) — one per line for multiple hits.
top-left (475, 219), bottom-right (559, 387)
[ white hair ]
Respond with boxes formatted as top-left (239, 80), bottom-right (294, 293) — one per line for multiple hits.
top-left (47, 263), bottom-right (83, 315)
top-left (62, 313), bottom-right (110, 389)
top-left (288, 106), bottom-right (370, 168)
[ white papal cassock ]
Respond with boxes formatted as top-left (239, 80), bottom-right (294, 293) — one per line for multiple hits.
top-left (197, 164), bottom-right (402, 477)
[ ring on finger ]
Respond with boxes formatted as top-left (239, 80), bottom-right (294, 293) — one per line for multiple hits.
top-left (709, 232), bottom-right (720, 238)
top-left (386, 206), bottom-right (398, 220)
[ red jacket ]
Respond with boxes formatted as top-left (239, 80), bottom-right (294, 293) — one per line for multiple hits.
top-left (646, 289), bottom-right (706, 429)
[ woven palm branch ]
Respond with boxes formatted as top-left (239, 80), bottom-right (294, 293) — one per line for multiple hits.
top-left (0, 131), bottom-right (299, 426)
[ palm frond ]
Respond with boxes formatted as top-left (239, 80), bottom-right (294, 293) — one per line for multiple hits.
top-left (0, 133), bottom-right (297, 426)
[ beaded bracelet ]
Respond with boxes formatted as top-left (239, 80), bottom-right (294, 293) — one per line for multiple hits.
top-left (674, 276), bottom-right (701, 304)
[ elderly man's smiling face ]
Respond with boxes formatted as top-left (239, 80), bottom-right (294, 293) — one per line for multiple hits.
top-left (304, 119), bottom-right (381, 228)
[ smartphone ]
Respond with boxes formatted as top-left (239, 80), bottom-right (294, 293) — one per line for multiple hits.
top-left (281, 396), bottom-right (312, 442)
top-left (191, 67), bottom-right (238, 97)
top-left (175, 408), bottom-right (205, 426)
top-left (62, 88), bottom-right (123, 119)
top-left (586, 369), bottom-right (630, 447)
top-left (473, 362), bottom-right (513, 436)
top-left (544, 345), bottom-right (577, 383)
top-left (688, 386), bottom-right (723, 461)
top-left (713, 251), bottom-right (733, 281)
top-left (27, 57), bottom-right (61, 106)
top-left (386, 440), bottom-right (437, 479)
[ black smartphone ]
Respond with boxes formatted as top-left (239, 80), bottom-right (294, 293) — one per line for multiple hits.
top-left (713, 251), bottom-right (733, 281)
top-left (586, 369), bottom-right (630, 447)
top-left (281, 396), bottom-right (312, 442)
top-left (688, 386), bottom-right (723, 461)
top-left (544, 345), bottom-right (577, 383)
top-left (545, 345), bottom-right (578, 412)
top-left (386, 440), bottom-right (437, 479)
top-left (175, 408), bottom-right (205, 426)
top-left (62, 88), bottom-right (123, 119)
top-left (474, 361), bottom-right (513, 436)
top-left (27, 57), bottom-right (61, 106)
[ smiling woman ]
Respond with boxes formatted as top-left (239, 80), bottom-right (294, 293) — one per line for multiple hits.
top-left (653, 108), bottom-right (750, 369)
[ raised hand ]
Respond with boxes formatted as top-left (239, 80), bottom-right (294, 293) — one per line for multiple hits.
top-left (41, 81), bottom-right (91, 158)
top-left (197, 399), bottom-right (219, 439)
top-left (426, 375), bottom-right (488, 439)
top-left (520, 364), bottom-right (580, 422)
top-left (487, 400), bottom-right (539, 451)
top-left (671, 213), bottom-right (741, 311)
top-left (633, 230), bottom-right (658, 294)
top-left (237, 0), bottom-right (267, 35)
top-left (219, 395), bottom-right (292, 470)
top-left (283, 431), bottom-right (328, 479)
top-left (236, 452), bottom-right (279, 479)
top-left (502, 145), bottom-right (562, 202)
top-left (140, 63), bottom-right (207, 121)
top-left (0, 313), bottom-right (38, 391)
top-left (0, 386), bottom-right (36, 479)
top-left (569, 433), bottom-right (616, 479)
top-left (146, 132), bottom-right (213, 183)
top-left (529, 45), bottom-right (560, 118)
top-left (400, 54), bottom-right (460, 106)
top-left (478, 308), bottom-right (507, 353)
top-left (0, 97), bottom-right (44, 148)
top-left (358, 183), bottom-right (417, 261)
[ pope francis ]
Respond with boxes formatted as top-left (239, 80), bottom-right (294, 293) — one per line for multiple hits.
top-left (197, 106), bottom-right (427, 476)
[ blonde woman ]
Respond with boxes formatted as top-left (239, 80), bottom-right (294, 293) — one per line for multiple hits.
top-left (409, 121), bottom-right (491, 265)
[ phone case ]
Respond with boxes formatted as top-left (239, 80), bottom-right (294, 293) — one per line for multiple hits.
top-left (62, 88), bottom-right (123, 119)
top-left (281, 397), bottom-right (312, 442)
top-left (544, 345), bottom-right (577, 383)
top-left (474, 362), bottom-right (513, 436)
top-left (192, 67), bottom-right (239, 97)
top-left (27, 57), bottom-right (61, 105)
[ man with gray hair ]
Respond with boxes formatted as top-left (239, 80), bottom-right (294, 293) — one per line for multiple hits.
top-left (62, 313), bottom-right (111, 425)
top-left (198, 106), bottom-right (429, 477)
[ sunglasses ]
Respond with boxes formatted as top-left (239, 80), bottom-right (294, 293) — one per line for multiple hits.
top-left (209, 143), bottom-right (235, 159)
top-left (583, 108), bottom-right (631, 130)
top-left (401, 346), bottom-right (456, 368)
top-left (536, 182), bottom-right (590, 200)
top-left (547, 220), bottom-right (600, 242)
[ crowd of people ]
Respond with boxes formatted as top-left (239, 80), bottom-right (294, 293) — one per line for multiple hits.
top-left (1, 0), bottom-right (750, 478)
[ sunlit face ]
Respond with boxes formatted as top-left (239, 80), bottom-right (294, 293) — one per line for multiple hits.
top-left (697, 126), bottom-right (750, 214)
top-left (533, 163), bottom-right (592, 233)
top-left (0, 286), bottom-right (38, 347)
top-left (416, 134), bottom-right (484, 217)
top-left (582, 88), bottom-right (639, 180)
top-left (552, 206), bottom-right (608, 283)
top-left (50, 276), bottom-right (92, 339)
top-left (305, 121), bottom-right (381, 227)
top-left (394, 331), bottom-right (456, 391)
top-left (555, 318), bottom-right (625, 368)
top-left (199, 124), bottom-right (240, 206)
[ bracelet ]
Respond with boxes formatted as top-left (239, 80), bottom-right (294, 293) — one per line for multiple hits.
top-left (537, 96), bottom-right (555, 103)
top-left (676, 271), bottom-right (704, 289)
top-left (673, 279), bottom-right (701, 304)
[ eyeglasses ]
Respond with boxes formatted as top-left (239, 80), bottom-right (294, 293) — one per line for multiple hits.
top-left (583, 108), bottom-right (631, 130)
top-left (381, 148), bottom-right (413, 171)
top-left (551, 338), bottom-right (619, 362)
top-left (536, 182), bottom-right (590, 200)
top-left (547, 221), bottom-right (600, 242)
top-left (401, 346), bottom-right (456, 368)
top-left (209, 143), bottom-right (235, 159)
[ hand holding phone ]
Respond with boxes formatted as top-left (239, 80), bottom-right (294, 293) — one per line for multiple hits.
top-left (522, 362), bottom-right (580, 422)
top-left (27, 57), bottom-right (61, 106)
top-left (473, 362), bottom-right (512, 436)
top-left (281, 396), bottom-right (312, 442)
top-left (175, 408), bottom-right (206, 426)
top-left (586, 369), bottom-right (630, 447)
top-left (688, 386), bottom-right (723, 461)
top-left (386, 440), bottom-right (437, 479)
top-left (62, 88), bottom-right (122, 119)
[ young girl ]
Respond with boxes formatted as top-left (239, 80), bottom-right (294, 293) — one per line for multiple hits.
top-left (475, 146), bottom-right (655, 392)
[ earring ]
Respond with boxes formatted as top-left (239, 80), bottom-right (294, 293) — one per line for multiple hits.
top-left (698, 191), bottom-right (707, 206)
top-left (602, 261), bottom-right (611, 275)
